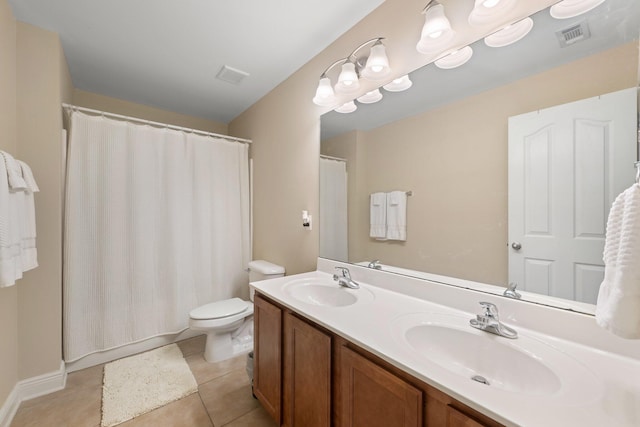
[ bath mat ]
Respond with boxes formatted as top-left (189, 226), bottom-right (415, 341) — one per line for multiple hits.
top-left (101, 343), bottom-right (198, 427)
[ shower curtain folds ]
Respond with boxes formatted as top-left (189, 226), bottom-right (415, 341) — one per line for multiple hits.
top-left (63, 111), bottom-right (250, 362)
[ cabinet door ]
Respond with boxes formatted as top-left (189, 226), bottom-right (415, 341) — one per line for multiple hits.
top-left (283, 312), bottom-right (332, 427)
top-left (340, 346), bottom-right (422, 427)
top-left (446, 406), bottom-right (488, 427)
top-left (254, 294), bottom-right (282, 424)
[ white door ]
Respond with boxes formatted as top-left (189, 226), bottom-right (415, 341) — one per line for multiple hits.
top-left (508, 88), bottom-right (637, 303)
top-left (319, 157), bottom-right (348, 261)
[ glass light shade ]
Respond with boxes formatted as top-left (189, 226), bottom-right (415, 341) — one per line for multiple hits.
top-left (334, 101), bottom-right (357, 114)
top-left (312, 77), bottom-right (337, 107)
top-left (468, 0), bottom-right (517, 26)
top-left (421, 3), bottom-right (451, 39)
top-left (434, 46), bottom-right (474, 69)
top-left (334, 62), bottom-right (360, 94)
top-left (550, 0), bottom-right (606, 19)
top-left (383, 75), bottom-right (413, 92)
top-left (357, 89), bottom-right (383, 104)
top-left (416, 3), bottom-right (455, 54)
top-left (484, 17), bottom-right (534, 47)
top-left (361, 43), bottom-right (391, 81)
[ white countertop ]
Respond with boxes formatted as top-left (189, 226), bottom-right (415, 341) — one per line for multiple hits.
top-left (251, 266), bottom-right (640, 427)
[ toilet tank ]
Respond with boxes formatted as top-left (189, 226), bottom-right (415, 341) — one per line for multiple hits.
top-left (248, 260), bottom-right (285, 282)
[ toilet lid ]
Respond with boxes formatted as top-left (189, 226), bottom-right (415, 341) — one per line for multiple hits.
top-left (190, 298), bottom-right (249, 320)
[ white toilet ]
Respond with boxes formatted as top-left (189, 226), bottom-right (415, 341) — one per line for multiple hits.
top-left (189, 260), bottom-right (285, 363)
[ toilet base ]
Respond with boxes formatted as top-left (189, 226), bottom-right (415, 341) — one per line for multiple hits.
top-left (202, 320), bottom-right (253, 363)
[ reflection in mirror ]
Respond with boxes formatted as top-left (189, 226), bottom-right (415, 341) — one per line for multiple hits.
top-left (319, 0), bottom-right (640, 314)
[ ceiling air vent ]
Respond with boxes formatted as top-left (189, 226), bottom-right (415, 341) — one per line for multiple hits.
top-left (556, 21), bottom-right (591, 48)
top-left (216, 65), bottom-right (249, 85)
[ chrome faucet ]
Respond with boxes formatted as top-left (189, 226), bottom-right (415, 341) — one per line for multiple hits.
top-left (469, 302), bottom-right (518, 339)
top-left (333, 267), bottom-right (360, 289)
top-left (367, 259), bottom-right (382, 269)
top-left (503, 282), bottom-right (521, 299)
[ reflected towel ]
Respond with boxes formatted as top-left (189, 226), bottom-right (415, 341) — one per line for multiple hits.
top-left (0, 155), bottom-right (22, 287)
top-left (0, 151), bottom-right (27, 191)
top-left (386, 191), bottom-right (407, 241)
top-left (595, 184), bottom-right (640, 339)
top-left (370, 192), bottom-right (387, 239)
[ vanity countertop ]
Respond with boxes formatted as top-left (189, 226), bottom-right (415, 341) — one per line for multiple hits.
top-left (250, 268), bottom-right (640, 427)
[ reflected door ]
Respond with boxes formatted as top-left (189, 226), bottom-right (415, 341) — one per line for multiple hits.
top-left (319, 157), bottom-right (348, 261)
top-left (508, 88), bottom-right (637, 303)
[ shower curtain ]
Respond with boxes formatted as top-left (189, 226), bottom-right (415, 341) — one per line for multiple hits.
top-left (319, 157), bottom-right (348, 261)
top-left (63, 111), bottom-right (250, 362)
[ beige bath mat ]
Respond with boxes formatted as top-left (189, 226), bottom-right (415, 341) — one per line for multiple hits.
top-left (101, 343), bottom-right (198, 426)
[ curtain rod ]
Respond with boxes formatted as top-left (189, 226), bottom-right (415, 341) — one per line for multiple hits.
top-left (320, 154), bottom-right (347, 162)
top-left (62, 103), bottom-right (252, 144)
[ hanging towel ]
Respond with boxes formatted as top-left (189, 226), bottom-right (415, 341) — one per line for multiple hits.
top-left (595, 183), bottom-right (640, 339)
top-left (386, 191), bottom-right (407, 241)
top-left (17, 160), bottom-right (40, 193)
top-left (0, 151), bottom-right (27, 191)
top-left (0, 155), bottom-right (23, 287)
top-left (370, 192), bottom-right (387, 239)
top-left (16, 160), bottom-right (38, 270)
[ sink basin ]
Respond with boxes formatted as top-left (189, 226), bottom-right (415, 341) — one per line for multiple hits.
top-left (283, 278), bottom-right (374, 307)
top-left (392, 312), bottom-right (600, 402)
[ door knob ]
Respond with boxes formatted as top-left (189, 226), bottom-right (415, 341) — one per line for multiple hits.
top-left (511, 242), bottom-right (522, 250)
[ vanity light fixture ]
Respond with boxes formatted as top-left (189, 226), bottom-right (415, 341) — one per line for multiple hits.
top-left (550, 0), bottom-right (606, 19)
top-left (416, 1), bottom-right (455, 54)
top-left (312, 37), bottom-right (391, 107)
top-left (357, 89), bottom-right (383, 104)
top-left (334, 100), bottom-right (358, 114)
top-left (484, 17), bottom-right (534, 47)
top-left (382, 75), bottom-right (413, 92)
top-left (468, 0), bottom-right (517, 26)
top-left (434, 46), bottom-right (474, 69)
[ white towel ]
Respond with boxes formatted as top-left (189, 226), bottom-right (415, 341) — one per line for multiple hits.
top-left (16, 161), bottom-right (38, 270)
top-left (0, 155), bottom-right (22, 287)
top-left (0, 151), bottom-right (27, 191)
top-left (17, 160), bottom-right (40, 193)
top-left (595, 183), bottom-right (640, 339)
top-left (386, 191), bottom-right (407, 241)
top-left (370, 192), bottom-right (387, 239)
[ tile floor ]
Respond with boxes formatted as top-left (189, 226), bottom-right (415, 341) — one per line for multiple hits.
top-left (11, 335), bottom-right (277, 427)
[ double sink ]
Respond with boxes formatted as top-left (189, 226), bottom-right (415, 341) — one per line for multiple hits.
top-left (279, 274), bottom-right (600, 404)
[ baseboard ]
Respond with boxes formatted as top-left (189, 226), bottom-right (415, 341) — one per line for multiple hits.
top-left (66, 329), bottom-right (202, 373)
top-left (0, 387), bottom-right (20, 427)
top-left (0, 361), bottom-right (66, 427)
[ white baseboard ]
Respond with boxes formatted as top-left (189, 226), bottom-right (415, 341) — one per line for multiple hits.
top-left (66, 329), bottom-right (202, 373)
top-left (0, 361), bottom-right (66, 427)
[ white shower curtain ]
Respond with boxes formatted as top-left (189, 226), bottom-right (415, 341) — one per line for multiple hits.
top-left (63, 111), bottom-right (250, 362)
top-left (319, 157), bottom-right (348, 261)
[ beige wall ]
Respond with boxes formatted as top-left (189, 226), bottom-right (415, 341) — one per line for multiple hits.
top-left (329, 42), bottom-right (639, 286)
top-left (0, 0), bottom-right (18, 407)
top-left (15, 22), bottom-right (70, 380)
top-left (73, 90), bottom-right (228, 134)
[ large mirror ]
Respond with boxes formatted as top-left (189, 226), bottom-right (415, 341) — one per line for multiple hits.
top-left (319, 0), bottom-right (640, 314)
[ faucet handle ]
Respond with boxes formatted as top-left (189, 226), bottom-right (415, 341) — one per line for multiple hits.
top-left (479, 302), bottom-right (499, 319)
top-left (334, 266), bottom-right (351, 278)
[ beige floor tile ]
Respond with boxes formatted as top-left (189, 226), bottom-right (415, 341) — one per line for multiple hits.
top-left (117, 393), bottom-right (213, 427)
top-left (177, 335), bottom-right (206, 357)
top-left (223, 406), bottom-right (277, 427)
top-left (11, 385), bottom-right (102, 427)
top-left (198, 369), bottom-right (258, 426)
top-left (186, 353), bottom-right (247, 385)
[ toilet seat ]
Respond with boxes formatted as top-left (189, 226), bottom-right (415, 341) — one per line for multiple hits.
top-left (190, 297), bottom-right (249, 320)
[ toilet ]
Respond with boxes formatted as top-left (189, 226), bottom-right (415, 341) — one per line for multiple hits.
top-left (189, 260), bottom-right (285, 363)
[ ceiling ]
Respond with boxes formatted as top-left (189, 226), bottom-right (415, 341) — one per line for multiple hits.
top-left (321, 0), bottom-right (640, 140)
top-left (7, 0), bottom-right (384, 123)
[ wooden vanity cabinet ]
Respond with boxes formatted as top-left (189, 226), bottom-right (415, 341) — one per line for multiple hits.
top-left (254, 293), bottom-right (283, 424)
top-left (253, 293), bottom-right (503, 427)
